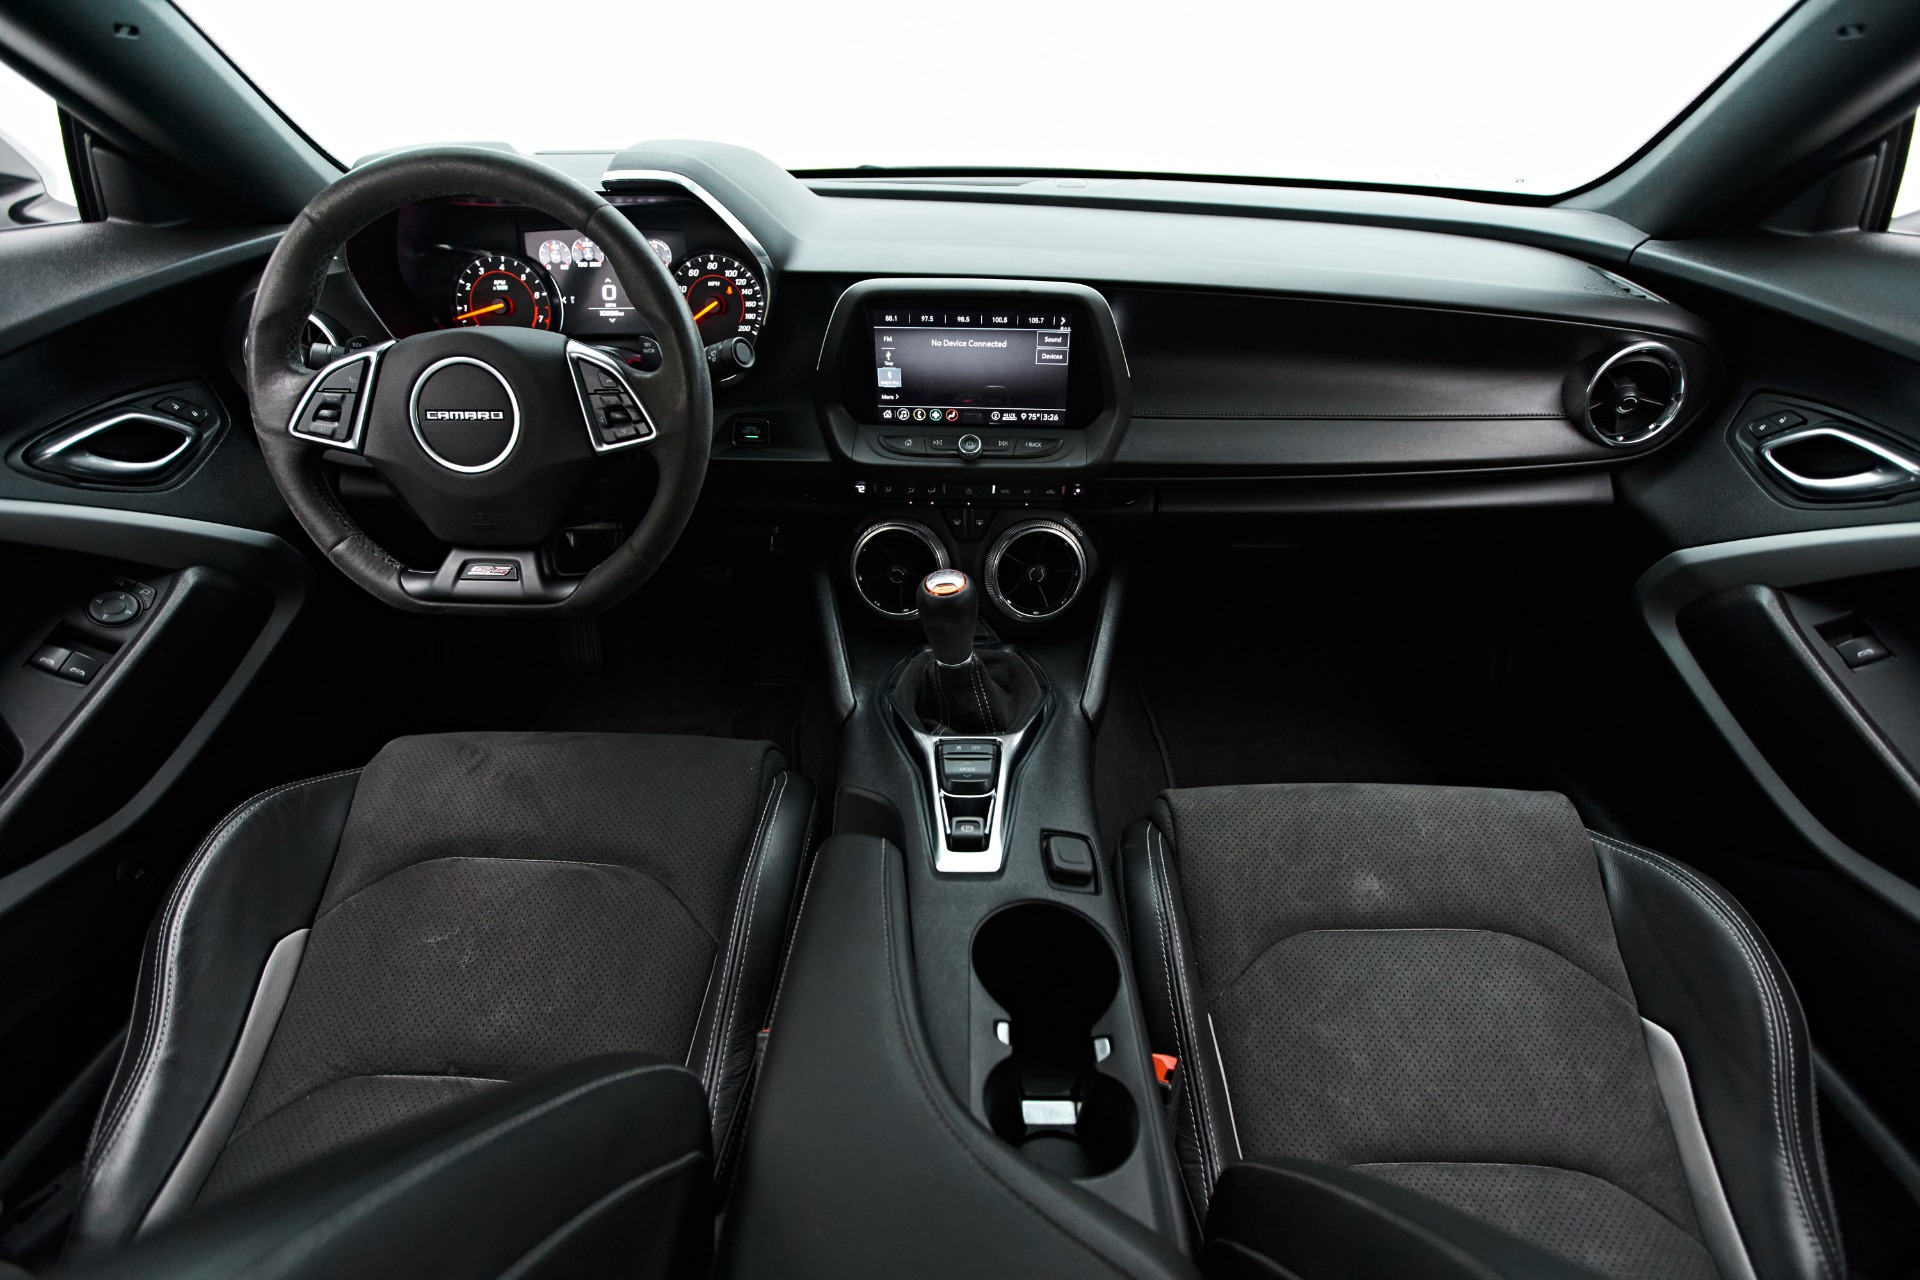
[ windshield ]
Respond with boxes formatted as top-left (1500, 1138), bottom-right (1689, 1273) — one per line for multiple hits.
top-left (178, 0), bottom-right (1796, 199)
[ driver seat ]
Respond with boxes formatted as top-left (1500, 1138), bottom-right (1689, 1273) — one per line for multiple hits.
top-left (64, 730), bottom-right (814, 1260)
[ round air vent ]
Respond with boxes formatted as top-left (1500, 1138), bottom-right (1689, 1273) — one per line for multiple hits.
top-left (986, 519), bottom-right (1089, 621)
top-left (850, 521), bottom-right (948, 618)
top-left (1569, 341), bottom-right (1687, 447)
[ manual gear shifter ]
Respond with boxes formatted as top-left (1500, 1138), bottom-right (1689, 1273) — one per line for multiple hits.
top-left (917, 569), bottom-right (978, 667)
top-left (896, 569), bottom-right (1043, 737)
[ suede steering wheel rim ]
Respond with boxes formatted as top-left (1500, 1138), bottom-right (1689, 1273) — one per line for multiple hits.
top-left (246, 145), bottom-right (712, 615)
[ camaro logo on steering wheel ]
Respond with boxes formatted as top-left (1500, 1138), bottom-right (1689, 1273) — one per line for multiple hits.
top-left (423, 410), bottom-right (507, 420)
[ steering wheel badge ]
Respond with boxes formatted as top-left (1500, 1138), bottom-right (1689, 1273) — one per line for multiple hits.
top-left (408, 356), bottom-right (521, 473)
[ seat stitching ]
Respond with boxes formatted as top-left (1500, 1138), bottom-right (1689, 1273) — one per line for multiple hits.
top-left (1592, 833), bottom-right (1829, 1265)
top-left (1153, 825), bottom-right (1223, 1202)
top-left (230, 1062), bottom-right (698, 1256)
top-left (1138, 826), bottom-right (1203, 1228)
top-left (84, 771), bottom-right (363, 1183)
top-left (1352, 1158), bottom-right (1720, 1245)
top-left (726, 816), bottom-right (827, 1169)
top-left (315, 854), bottom-right (718, 946)
top-left (1591, 833), bottom-right (1841, 1278)
top-left (699, 775), bottom-right (784, 1097)
top-left (710, 773), bottom-right (788, 1106)
top-left (222, 1073), bottom-right (508, 1146)
top-left (1209, 926), bottom-right (1639, 1013)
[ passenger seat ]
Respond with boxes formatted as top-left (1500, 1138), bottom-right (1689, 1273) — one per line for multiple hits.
top-left (1120, 783), bottom-right (1842, 1280)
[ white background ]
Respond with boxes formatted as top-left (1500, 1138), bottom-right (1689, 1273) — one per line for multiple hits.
top-left (4, 0), bottom-right (1918, 214)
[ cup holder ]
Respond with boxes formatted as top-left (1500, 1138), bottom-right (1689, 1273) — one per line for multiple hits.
top-left (972, 902), bottom-right (1138, 1179)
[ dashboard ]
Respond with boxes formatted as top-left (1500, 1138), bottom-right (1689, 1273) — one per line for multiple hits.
top-left (326, 147), bottom-right (1724, 503)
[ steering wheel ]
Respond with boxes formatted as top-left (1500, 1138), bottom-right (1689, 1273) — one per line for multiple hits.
top-left (246, 146), bottom-right (712, 614)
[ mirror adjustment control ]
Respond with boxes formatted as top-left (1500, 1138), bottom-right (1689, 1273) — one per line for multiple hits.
top-left (88, 590), bottom-right (141, 626)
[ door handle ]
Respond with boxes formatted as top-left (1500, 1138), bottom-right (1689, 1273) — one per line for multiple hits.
top-left (24, 411), bottom-right (196, 480)
top-left (1758, 426), bottom-right (1920, 497)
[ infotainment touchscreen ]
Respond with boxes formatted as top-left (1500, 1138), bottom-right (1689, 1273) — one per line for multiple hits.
top-left (870, 304), bottom-right (1071, 426)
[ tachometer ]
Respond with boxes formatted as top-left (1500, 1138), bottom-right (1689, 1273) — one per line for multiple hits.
top-left (673, 252), bottom-right (764, 341)
top-left (450, 252), bottom-right (561, 330)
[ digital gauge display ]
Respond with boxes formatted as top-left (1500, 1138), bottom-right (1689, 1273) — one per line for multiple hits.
top-left (521, 230), bottom-right (648, 332)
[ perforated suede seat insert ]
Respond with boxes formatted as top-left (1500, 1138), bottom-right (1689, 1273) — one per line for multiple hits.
top-left (195, 731), bottom-right (786, 1204)
top-left (1152, 782), bottom-right (1720, 1280)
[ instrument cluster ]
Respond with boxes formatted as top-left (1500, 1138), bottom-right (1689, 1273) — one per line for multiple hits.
top-left (365, 196), bottom-right (772, 378)
top-left (444, 233), bottom-right (765, 346)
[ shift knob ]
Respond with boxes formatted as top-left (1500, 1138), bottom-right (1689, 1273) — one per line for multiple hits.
top-left (918, 569), bottom-right (978, 666)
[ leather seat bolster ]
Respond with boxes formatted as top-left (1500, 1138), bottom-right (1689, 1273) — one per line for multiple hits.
top-left (71, 771), bottom-right (362, 1258)
top-left (57, 1055), bottom-right (713, 1280)
top-left (1205, 1158), bottom-right (1603, 1280)
top-left (686, 769), bottom-right (816, 1178)
top-left (1118, 814), bottom-right (1240, 1230)
top-left (1591, 832), bottom-right (1845, 1280)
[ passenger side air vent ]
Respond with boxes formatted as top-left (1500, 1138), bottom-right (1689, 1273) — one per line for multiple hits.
top-left (1569, 340), bottom-right (1687, 447)
top-left (851, 521), bottom-right (947, 617)
top-left (986, 519), bottom-right (1089, 621)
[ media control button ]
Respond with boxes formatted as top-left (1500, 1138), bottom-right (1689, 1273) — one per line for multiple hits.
top-left (879, 434), bottom-right (927, 455)
top-left (1015, 437), bottom-right (1064, 457)
top-left (927, 434), bottom-right (960, 454)
top-left (1035, 330), bottom-right (1070, 348)
top-left (1035, 348), bottom-right (1069, 365)
top-left (980, 435), bottom-right (1014, 454)
top-left (957, 433), bottom-right (983, 457)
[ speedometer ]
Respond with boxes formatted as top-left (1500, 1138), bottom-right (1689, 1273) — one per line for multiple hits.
top-left (450, 252), bottom-right (561, 330)
top-left (673, 252), bottom-right (764, 342)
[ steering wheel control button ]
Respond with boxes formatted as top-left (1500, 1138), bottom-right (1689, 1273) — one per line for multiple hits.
top-left (88, 590), bottom-right (141, 626)
top-left (880, 434), bottom-right (927, 455)
top-left (320, 361), bottom-right (366, 392)
top-left (459, 561), bottom-right (522, 582)
top-left (410, 356), bottom-right (520, 472)
top-left (568, 346), bottom-right (657, 452)
top-left (957, 433), bottom-right (983, 457)
top-left (291, 348), bottom-right (381, 449)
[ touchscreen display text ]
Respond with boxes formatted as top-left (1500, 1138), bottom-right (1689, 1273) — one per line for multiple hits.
top-left (871, 305), bottom-right (1070, 426)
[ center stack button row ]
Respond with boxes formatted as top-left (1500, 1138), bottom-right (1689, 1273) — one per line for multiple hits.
top-left (880, 433), bottom-right (1062, 458)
